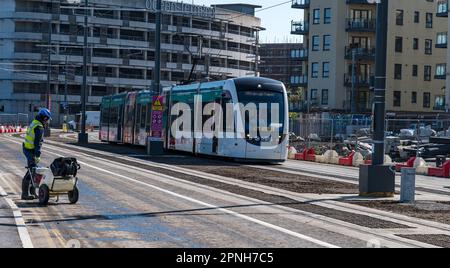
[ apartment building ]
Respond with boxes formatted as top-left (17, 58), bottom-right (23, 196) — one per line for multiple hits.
top-left (291, 0), bottom-right (448, 116)
top-left (0, 0), bottom-right (262, 123)
top-left (259, 43), bottom-right (308, 112)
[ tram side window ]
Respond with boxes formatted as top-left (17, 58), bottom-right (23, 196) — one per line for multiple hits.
top-left (110, 106), bottom-right (118, 125)
top-left (101, 105), bottom-right (109, 126)
top-left (141, 105), bottom-right (147, 129)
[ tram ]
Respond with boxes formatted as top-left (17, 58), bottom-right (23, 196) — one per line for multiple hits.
top-left (100, 77), bottom-right (289, 162)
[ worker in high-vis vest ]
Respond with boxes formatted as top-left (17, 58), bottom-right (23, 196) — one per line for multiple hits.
top-left (22, 108), bottom-right (51, 200)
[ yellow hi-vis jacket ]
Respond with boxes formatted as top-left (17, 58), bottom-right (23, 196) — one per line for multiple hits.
top-left (23, 120), bottom-right (44, 150)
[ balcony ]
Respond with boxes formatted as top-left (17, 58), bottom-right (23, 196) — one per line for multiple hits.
top-left (437, 1), bottom-right (448, 17)
top-left (345, 46), bottom-right (375, 60)
top-left (344, 74), bottom-right (373, 87)
top-left (290, 75), bottom-right (308, 87)
top-left (346, 0), bottom-right (375, 4)
top-left (291, 21), bottom-right (309, 35)
top-left (346, 18), bottom-right (376, 32)
top-left (436, 42), bottom-right (448, 49)
top-left (292, 0), bottom-right (310, 9)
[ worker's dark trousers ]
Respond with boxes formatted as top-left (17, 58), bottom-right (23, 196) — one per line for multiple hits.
top-left (22, 144), bottom-right (37, 198)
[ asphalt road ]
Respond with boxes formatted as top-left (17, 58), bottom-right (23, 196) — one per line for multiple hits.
top-left (1, 134), bottom-right (450, 248)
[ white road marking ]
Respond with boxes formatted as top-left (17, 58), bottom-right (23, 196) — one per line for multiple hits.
top-left (0, 173), bottom-right (34, 248)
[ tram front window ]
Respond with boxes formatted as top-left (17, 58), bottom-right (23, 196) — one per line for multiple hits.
top-left (237, 89), bottom-right (285, 145)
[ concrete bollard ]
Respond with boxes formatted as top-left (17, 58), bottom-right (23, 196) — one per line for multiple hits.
top-left (400, 167), bottom-right (416, 203)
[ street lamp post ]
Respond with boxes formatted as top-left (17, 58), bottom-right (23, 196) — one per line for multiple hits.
top-left (78, 0), bottom-right (89, 143)
top-left (359, 0), bottom-right (395, 197)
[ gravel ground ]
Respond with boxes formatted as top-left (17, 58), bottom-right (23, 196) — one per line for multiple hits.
top-left (347, 200), bottom-right (450, 226)
top-left (396, 234), bottom-right (450, 248)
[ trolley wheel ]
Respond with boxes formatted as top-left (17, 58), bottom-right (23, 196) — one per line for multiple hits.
top-left (38, 185), bottom-right (50, 206)
top-left (68, 186), bottom-right (79, 204)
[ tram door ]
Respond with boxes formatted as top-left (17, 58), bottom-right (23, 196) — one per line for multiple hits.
top-left (134, 95), bottom-right (151, 146)
top-left (123, 92), bottom-right (137, 144)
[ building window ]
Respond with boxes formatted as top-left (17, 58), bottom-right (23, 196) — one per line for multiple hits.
top-left (412, 65), bottom-right (418, 77)
top-left (311, 63), bottom-right (319, 78)
top-left (414, 11), bottom-right (420, 23)
top-left (394, 64), bottom-right (402, 80)
top-left (312, 35), bottom-right (320, 51)
top-left (321, 89), bottom-right (329, 105)
top-left (426, 13), bottom-right (433, 28)
top-left (436, 64), bottom-right (446, 77)
top-left (437, 32), bottom-right (448, 46)
top-left (395, 37), bottom-right (403, 52)
top-left (425, 39), bottom-right (433, 54)
top-left (313, 9), bottom-right (320, 24)
top-left (412, 92), bottom-right (417, 104)
top-left (323, 35), bottom-right (331, 51)
top-left (423, 92), bottom-right (431, 108)
top-left (324, 8), bottom-right (332, 24)
top-left (310, 89), bottom-right (318, 105)
top-left (322, 62), bottom-right (330, 78)
top-left (393, 91), bottom-right (401, 107)
top-left (413, 38), bottom-right (419, 50)
top-left (424, 65), bottom-right (432, 81)
top-left (396, 10), bottom-right (404, 25)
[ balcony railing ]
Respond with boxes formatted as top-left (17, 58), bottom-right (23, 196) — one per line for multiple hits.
top-left (346, 0), bottom-right (375, 4)
top-left (344, 74), bottom-right (373, 87)
top-left (346, 18), bottom-right (376, 32)
top-left (292, 0), bottom-right (310, 9)
top-left (345, 46), bottom-right (376, 60)
top-left (291, 21), bottom-right (309, 35)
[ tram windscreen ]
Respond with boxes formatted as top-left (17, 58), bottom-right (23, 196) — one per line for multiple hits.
top-left (237, 87), bottom-right (285, 144)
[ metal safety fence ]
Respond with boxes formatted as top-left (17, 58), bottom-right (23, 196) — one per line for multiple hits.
top-left (0, 113), bottom-right (30, 128)
top-left (289, 116), bottom-right (450, 162)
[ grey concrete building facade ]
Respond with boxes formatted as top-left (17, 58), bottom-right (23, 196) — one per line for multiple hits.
top-left (0, 0), bottom-right (262, 124)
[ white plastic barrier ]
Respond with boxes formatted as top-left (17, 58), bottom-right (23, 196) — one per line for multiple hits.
top-left (327, 150), bottom-right (340, 165)
top-left (288, 146), bottom-right (298, 159)
top-left (385, 155), bottom-right (393, 164)
top-left (416, 166), bottom-right (429, 175)
top-left (414, 157), bottom-right (427, 168)
top-left (352, 152), bottom-right (365, 167)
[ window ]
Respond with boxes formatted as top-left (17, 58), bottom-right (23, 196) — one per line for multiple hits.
top-left (413, 38), bottom-right (419, 50)
top-left (310, 89), bottom-right (318, 105)
top-left (393, 91), bottom-right (401, 107)
top-left (321, 89), bottom-right (329, 105)
top-left (311, 63), bottom-right (319, 78)
top-left (437, 32), bottom-right (448, 46)
top-left (412, 92), bottom-right (417, 104)
top-left (395, 37), bottom-right (403, 52)
top-left (396, 10), bottom-right (404, 25)
top-left (423, 92), bottom-right (431, 108)
top-left (414, 11), bottom-right (420, 23)
top-left (323, 35), bottom-right (331, 51)
top-left (322, 62), bottom-right (330, 78)
top-left (424, 65), bottom-right (432, 81)
top-left (312, 35), bottom-right (320, 51)
top-left (436, 64), bottom-right (446, 77)
top-left (412, 65), bottom-right (418, 77)
top-left (425, 39), bottom-right (433, 54)
top-left (426, 13), bottom-right (433, 28)
top-left (313, 9), bottom-right (320, 24)
top-left (324, 8), bottom-right (332, 24)
top-left (394, 64), bottom-right (402, 80)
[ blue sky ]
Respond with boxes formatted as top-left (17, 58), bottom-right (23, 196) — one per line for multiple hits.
top-left (192, 0), bottom-right (303, 43)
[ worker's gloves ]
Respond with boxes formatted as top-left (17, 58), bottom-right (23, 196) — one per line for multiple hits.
top-left (34, 157), bottom-right (41, 164)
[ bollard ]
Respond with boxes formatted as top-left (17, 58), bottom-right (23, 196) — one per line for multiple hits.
top-left (400, 167), bottom-right (416, 203)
